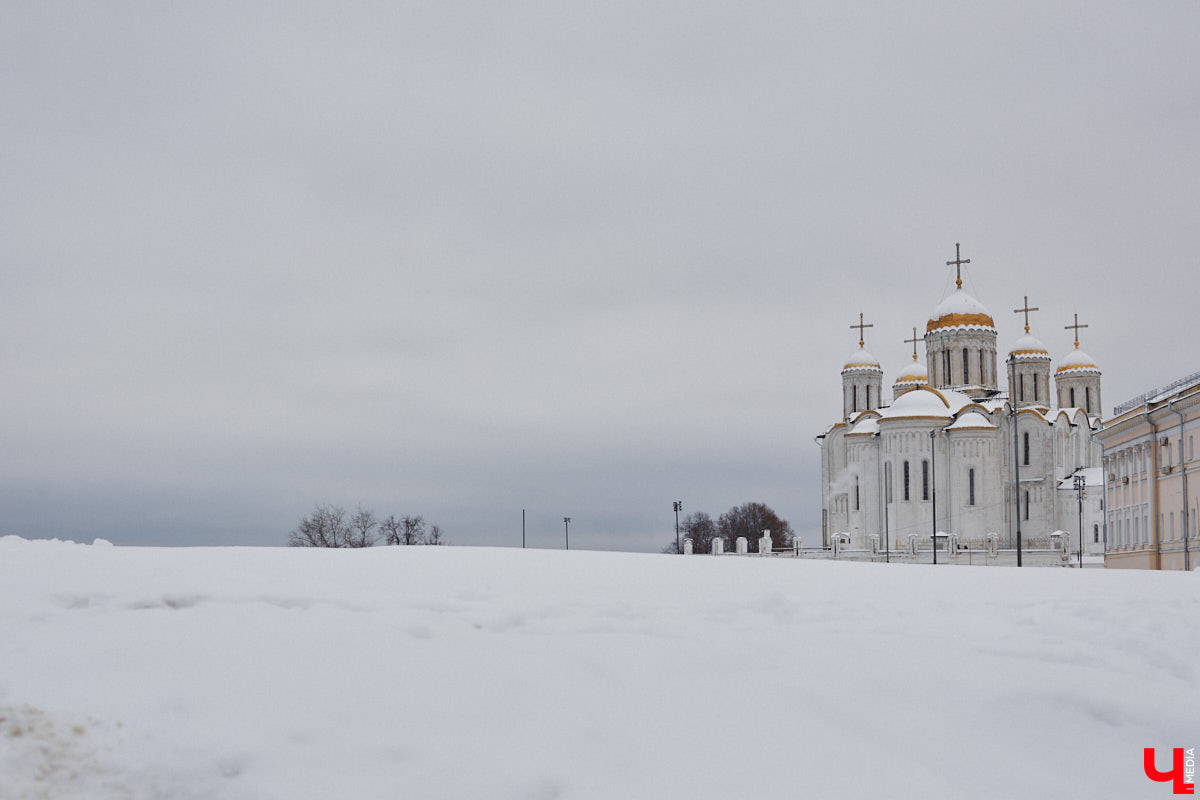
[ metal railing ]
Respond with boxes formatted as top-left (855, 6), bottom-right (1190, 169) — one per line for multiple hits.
top-left (1113, 370), bottom-right (1200, 416)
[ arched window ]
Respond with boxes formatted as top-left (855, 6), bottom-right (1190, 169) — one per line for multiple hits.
top-left (1023, 432), bottom-right (1030, 466)
top-left (1085, 386), bottom-right (1091, 414)
top-left (866, 385), bottom-right (871, 409)
top-left (903, 461), bottom-right (910, 501)
top-left (968, 468), bottom-right (976, 505)
top-left (1069, 387), bottom-right (1076, 407)
top-left (1019, 373), bottom-right (1025, 401)
top-left (852, 384), bottom-right (857, 413)
top-left (922, 460), bottom-right (929, 501)
top-left (1034, 374), bottom-right (1039, 401)
top-left (962, 348), bottom-right (970, 384)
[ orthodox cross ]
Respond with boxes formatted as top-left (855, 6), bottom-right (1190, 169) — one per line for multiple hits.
top-left (904, 327), bottom-right (922, 361)
top-left (946, 242), bottom-right (970, 289)
top-left (850, 312), bottom-right (873, 348)
top-left (1065, 313), bottom-right (1088, 348)
top-left (1013, 295), bottom-right (1039, 334)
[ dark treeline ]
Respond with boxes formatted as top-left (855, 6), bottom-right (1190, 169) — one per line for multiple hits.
top-left (664, 501), bottom-right (794, 554)
top-left (288, 504), bottom-right (445, 548)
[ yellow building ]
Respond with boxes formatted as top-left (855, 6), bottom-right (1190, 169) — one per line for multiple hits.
top-left (1098, 372), bottom-right (1200, 570)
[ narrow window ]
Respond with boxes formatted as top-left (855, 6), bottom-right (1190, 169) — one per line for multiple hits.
top-left (1093, 524), bottom-right (1099, 544)
top-left (1019, 373), bottom-right (1024, 401)
top-left (866, 385), bottom-right (871, 409)
top-left (903, 461), bottom-right (910, 501)
top-left (968, 468), bottom-right (976, 505)
top-left (1069, 387), bottom-right (1076, 407)
top-left (944, 351), bottom-right (951, 385)
top-left (1085, 386), bottom-right (1091, 414)
top-left (922, 460), bottom-right (929, 501)
top-left (1034, 374), bottom-right (1039, 401)
top-left (852, 384), bottom-right (857, 413)
top-left (978, 349), bottom-right (984, 385)
top-left (1023, 432), bottom-right (1030, 466)
top-left (1024, 491), bottom-right (1030, 520)
top-left (962, 348), bottom-right (970, 384)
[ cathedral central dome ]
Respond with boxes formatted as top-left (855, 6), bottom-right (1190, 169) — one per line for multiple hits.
top-left (926, 288), bottom-right (996, 333)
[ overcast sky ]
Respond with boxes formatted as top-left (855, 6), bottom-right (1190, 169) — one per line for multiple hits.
top-left (3, 2), bottom-right (1198, 550)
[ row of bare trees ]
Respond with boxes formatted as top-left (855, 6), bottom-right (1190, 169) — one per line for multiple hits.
top-left (664, 501), bottom-right (794, 554)
top-left (287, 504), bottom-right (445, 548)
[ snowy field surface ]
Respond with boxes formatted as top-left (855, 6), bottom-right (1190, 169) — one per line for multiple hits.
top-left (0, 536), bottom-right (1196, 800)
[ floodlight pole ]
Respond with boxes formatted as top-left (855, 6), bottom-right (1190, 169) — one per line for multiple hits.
top-left (673, 500), bottom-right (682, 554)
top-left (564, 517), bottom-right (570, 550)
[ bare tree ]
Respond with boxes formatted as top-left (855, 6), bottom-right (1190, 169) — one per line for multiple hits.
top-left (380, 514), bottom-right (402, 546)
top-left (717, 502), bottom-right (794, 552)
top-left (424, 524), bottom-right (445, 545)
top-left (663, 511), bottom-right (719, 553)
top-left (346, 506), bottom-right (379, 548)
top-left (400, 515), bottom-right (425, 545)
top-left (288, 504), bottom-right (351, 548)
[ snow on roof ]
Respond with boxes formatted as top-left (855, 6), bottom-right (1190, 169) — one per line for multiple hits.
top-left (927, 288), bottom-right (996, 332)
top-left (848, 417), bottom-right (879, 436)
top-left (842, 346), bottom-right (882, 371)
top-left (1055, 348), bottom-right (1100, 375)
top-left (1057, 467), bottom-right (1103, 489)
top-left (1009, 332), bottom-right (1050, 359)
top-left (879, 386), bottom-right (953, 420)
top-left (947, 411), bottom-right (996, 430)
top-left (894, 360), bottom-right (928, 383)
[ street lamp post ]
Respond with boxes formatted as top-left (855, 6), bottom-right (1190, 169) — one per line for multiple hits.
top-left (564, 517), bottom-right (570, 550)
top-left (1074, 473), bottom-right (1086, 569)
top-left (929, 428), bottom-right (938, 565)
top-left (673, 501), bottom-right (682, 554)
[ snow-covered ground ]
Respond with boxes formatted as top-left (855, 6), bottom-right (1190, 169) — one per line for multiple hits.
top-left (0, 536), bottom-right (1195, 799)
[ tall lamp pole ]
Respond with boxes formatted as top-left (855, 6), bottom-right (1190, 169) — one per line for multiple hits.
top-left (564, 517), bottom-right (570, 550)
top-left (1010, 354), bottom-right (1023, 567)
top-left (929, 428), bottom-right (938, 565)
top-left (673, 501), bottom-right (683, 554)
top-left (1074, 473), bottom-right (1086, 569)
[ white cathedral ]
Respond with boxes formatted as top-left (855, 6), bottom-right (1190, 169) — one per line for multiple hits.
top-left (816, 246), bottom-right (1105, 558)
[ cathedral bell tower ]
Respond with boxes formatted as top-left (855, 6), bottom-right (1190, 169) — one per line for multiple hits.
top-left (841, 312), bottom-right (883, 420)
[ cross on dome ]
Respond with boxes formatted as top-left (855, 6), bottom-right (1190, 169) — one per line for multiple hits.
top-left (904, 327), bottom-right (921, 361)
top-left (850, 312), bottom-right (873, 348)
top-left (1013, 295), bottom-right (1039, 334)
top-left (1065, 313), bottom-right (1088, 349)
top-left (946, 242), bottom-right (970, 290)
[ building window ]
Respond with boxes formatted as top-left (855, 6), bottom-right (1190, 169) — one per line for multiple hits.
top-left (1019, 373), bottom-right (1024, 402)
top-left (944, 351), bottom-right (951, 385)
top-left (852, 384), bottom-right (857, 413)
top-left (1085, 386), bottom-right (1091, 414)
top-left (979, 349), bottom-right (985, 384)
top-left (1093, 523), bottom-right (1099, 544)
top-left (1069, 387), bottom-right (1076, 407)
top-left (903, 461), bottom-right (910, 501)
top-left (1034, 374), bottom-right (1039, 402)
top-left (1023, 432), bottom-right (1030, 466)
top-left (854, 478), bottom-right (860, 511)
top-left (1024, 491), bottom-right (1030, 520)
top-left (922, 460), bottom-right (929, 501)
top-left (968, 469), bottom-right (976, 505)
top-left (963, 349), bottom-right (970, 384)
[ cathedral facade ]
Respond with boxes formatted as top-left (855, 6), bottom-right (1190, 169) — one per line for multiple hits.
top-left (816, 250), bottom-right (1105, 558)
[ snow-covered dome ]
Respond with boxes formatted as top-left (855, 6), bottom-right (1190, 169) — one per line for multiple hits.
top-left (879, 386), bottom-right (953, 420)
top-left (892, 359), bottom-right (928, 396)
top-left (947, 411), bottom-right (996, 431)
top-left (842, 346), bottom-right (882, 373)
top-left (1055, 348), bottom-right (1101, 376)
top-left (1008, 332), bottom-right (1051, 361)
top-left (926, 288), bottom-right (996, 334)
top-left (847, 417), bottom-right (879, 436)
